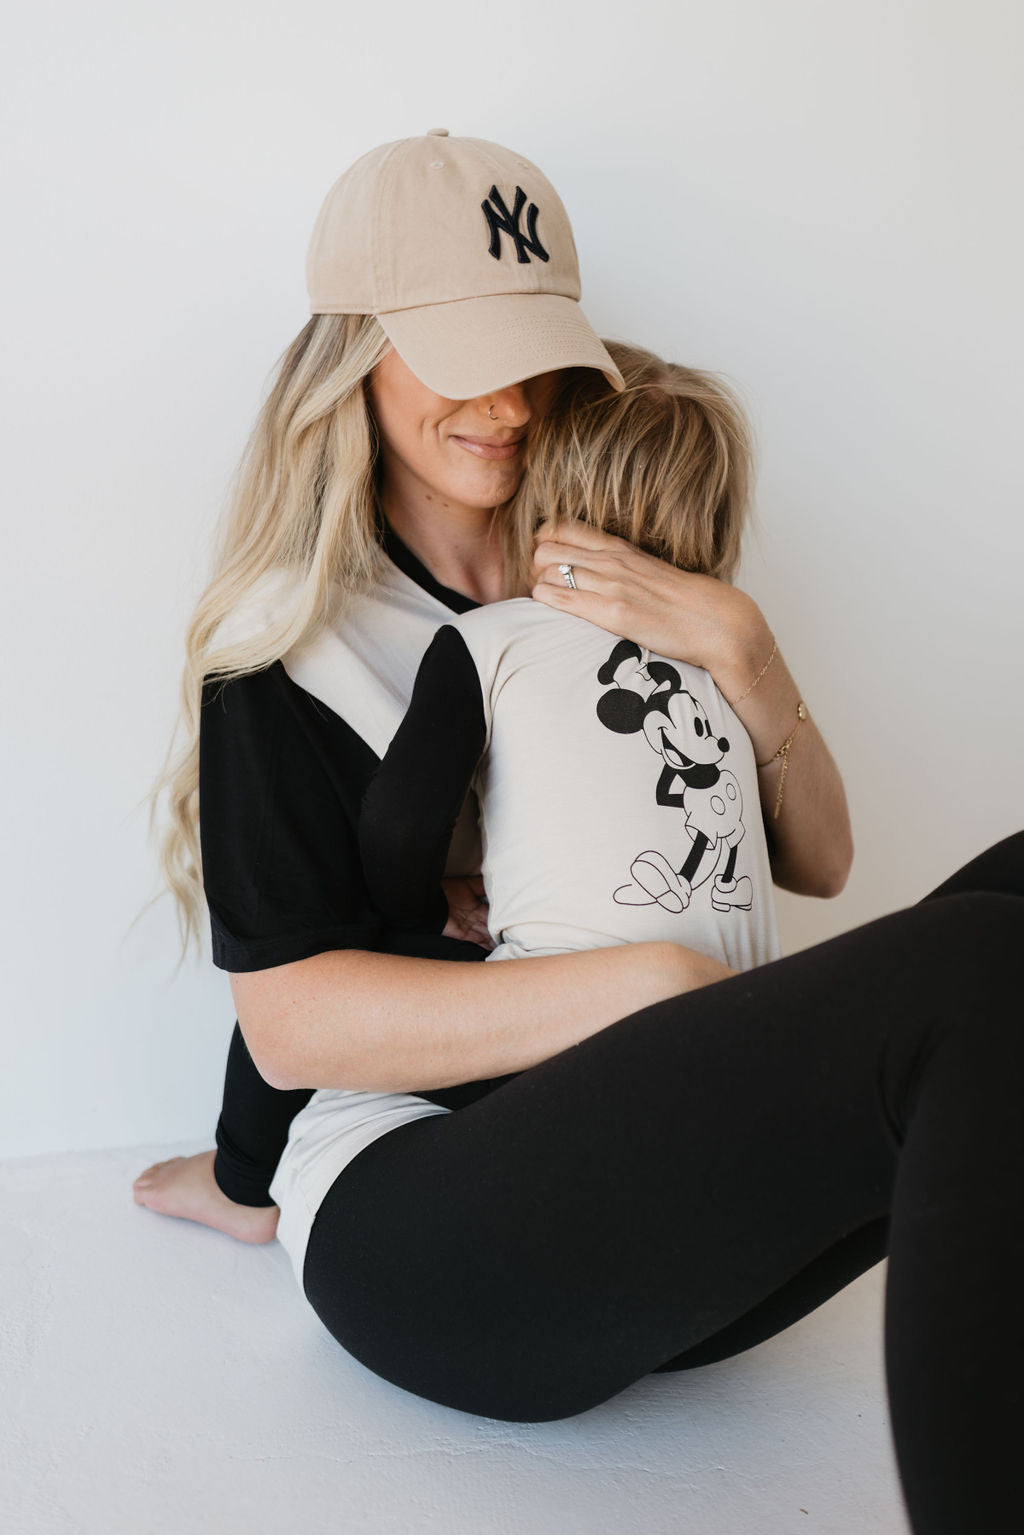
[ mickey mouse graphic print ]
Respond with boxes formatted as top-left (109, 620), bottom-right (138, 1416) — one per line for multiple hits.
top-left (596, 638), bottom-right (754, 918)
top-left (359, 598), bottom-right (781, 974)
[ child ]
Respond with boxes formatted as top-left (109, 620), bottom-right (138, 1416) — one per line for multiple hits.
top-left (358, 342), bottom-right (781, 975)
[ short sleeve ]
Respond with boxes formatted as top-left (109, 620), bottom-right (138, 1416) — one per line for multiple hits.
top-left (198, 660), bottom-right (451, 971)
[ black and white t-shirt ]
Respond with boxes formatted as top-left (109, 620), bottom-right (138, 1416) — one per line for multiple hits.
top-left (359, 602), bottom-right (781, 973)
top-left (199, 520), bottom-right (779, 1282)
top-left (200, 517), bottom-right (485, 979)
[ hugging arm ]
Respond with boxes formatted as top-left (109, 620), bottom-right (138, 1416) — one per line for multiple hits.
top-left (531, 524), bottom-right (853, 899)
top-left (359, 624), bottom-right (488, 933)
top-left (206, 640), bottom-right (728, 1098)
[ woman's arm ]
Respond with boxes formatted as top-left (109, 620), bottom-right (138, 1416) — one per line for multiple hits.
top-left (714, 613), bottom-right (853, 897)
top-left (231, 939), bottom-right (734, 1092)
top-left (530, 522), bottom-right (853, 899)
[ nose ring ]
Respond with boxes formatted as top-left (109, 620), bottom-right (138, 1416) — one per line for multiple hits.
top-left (487, 403), bottom-right (497, 421)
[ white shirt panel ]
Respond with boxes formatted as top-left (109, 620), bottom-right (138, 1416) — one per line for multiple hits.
top-left (451, 600), bottom-right (781, 973)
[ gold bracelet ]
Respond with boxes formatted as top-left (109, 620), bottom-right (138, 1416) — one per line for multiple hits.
top-left (731, 637), bottom-right (777, 705)
top-left (756, 701), bottom-right (807, 820)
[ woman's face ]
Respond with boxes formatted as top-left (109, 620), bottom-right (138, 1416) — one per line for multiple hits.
top-left (367, 347), bottom-right (560, 512)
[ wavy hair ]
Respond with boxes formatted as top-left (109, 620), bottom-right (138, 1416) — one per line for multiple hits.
top-left (499, 340), bottom-right (754, 599)
top-left (147, 328), bottom-right (753, 964)
top-left (146, 313), bottom-right (391, 964)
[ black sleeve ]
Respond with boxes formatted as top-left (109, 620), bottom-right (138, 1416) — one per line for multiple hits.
top-left (199, 660), bottom-right (389, 970)
top-left (201, 655), bottom-right (506, 1197)
top-left (201, 654), bottom-right (488, 971)
top-left (358, 625), bottom-right (487, 931)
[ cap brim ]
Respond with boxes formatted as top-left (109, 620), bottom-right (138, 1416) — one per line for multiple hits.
top-left (376, 292), bottom-right (624, 399)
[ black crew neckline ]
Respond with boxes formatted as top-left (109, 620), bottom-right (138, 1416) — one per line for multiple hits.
top-left (377, 511), bottom-right (482, 615)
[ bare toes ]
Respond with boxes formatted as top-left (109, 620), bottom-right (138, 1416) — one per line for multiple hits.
top-left (134, 1158), bottom-right (176, 1186)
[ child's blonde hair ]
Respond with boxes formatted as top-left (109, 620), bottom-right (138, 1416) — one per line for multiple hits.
top-left (500, 340), bottom-right (754, 598)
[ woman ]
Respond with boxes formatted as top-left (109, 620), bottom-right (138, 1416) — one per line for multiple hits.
top-left (135, 132), bottom-right (1022, 1535)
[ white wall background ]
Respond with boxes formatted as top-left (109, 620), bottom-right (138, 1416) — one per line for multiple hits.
top-left (3, 1), bottom-right (1021, 1159)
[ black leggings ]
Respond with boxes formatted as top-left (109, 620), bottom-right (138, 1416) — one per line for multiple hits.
top-left (293, 833), bottom-right (1024, 1535)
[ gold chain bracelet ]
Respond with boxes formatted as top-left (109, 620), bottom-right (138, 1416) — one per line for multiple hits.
top-left (756, 701), bottom-right (807, 820)
top-left (730, 637), bottom-right (777, 705)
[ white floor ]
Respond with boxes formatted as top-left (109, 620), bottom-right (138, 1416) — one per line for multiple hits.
top-left (1, 1142), bottom-right (909, 1535)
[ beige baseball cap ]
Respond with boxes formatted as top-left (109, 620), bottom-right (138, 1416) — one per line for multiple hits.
top-left (306, 130), bottom-right (624, 399)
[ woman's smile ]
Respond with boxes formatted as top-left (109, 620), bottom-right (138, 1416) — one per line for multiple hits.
top-left (449, 433), bottom-right (526, 461)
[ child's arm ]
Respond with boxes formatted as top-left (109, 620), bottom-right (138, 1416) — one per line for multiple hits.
top-left (359, 624), bottom-right (487, 933)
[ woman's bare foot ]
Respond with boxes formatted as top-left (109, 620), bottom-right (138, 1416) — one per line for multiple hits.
top-left (132, 1149), bottom-right (279, 1244)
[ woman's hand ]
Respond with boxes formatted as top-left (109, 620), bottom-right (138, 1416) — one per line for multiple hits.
top-left (531, 519), bottom-right (854, 899)
top-left (441, 874), bottom-right (496, 950)
top-left (530, 519), bottom-right (771, 700)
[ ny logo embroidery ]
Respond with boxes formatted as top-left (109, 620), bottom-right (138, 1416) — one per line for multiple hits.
top-left (481, 185), bottom-right (551, 264)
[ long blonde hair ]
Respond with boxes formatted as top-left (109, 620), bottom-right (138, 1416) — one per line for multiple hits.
top-left (149, 329), bottom-right (753, 963)
top-left (499, 340), bottom-right (754, 598)
top-left (149, 313), bottom-right (391, 963)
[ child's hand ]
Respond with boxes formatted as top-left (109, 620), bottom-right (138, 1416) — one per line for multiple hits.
top-left (441, 875), bottom-right (496, 950)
